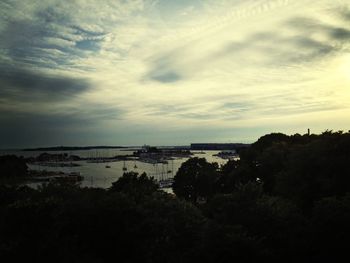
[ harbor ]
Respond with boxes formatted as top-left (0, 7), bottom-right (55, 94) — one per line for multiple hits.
top-left (18, 148), bottom-right (229, 189)
top-left (0, 144), bottom-right (245, 189)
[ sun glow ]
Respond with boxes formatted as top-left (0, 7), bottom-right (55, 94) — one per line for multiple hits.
top-left (338, 54), bottom-right (350, 82)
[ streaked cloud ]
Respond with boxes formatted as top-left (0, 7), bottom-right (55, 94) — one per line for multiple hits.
top-left (0, 66), bottom-right (91, 103)
top-left (1, 0), bottom-right (350, 147)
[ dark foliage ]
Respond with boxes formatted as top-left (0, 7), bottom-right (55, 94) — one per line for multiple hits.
top-left (0, 182), bottom-right (206, 263)
top-left (0, 155), bottom-right (28, 178)
top-left (172, 157), bottom-right (218, 203)
top-left (110, 171), bottom-right (159, 200)
top-left (224, 131), bottom-right (350, 208)
top-left (1, 131), bottom-right (350, 262)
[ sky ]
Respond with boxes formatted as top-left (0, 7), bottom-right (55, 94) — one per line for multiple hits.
top-left (0, 0), bottom-right (350, 148)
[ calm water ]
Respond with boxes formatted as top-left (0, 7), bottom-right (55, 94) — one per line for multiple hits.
top-left (1, 149), bottom-right (227, 188)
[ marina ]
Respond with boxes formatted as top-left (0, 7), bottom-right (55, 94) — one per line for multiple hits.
top-left (1, 147), bottom-right (229, 189)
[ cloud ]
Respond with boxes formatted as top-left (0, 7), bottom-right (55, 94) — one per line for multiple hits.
top-left (0, 15), bottom-right (104, 70)
top-left (0, 0), bottom-right (146, 71)
top-left (148, 71), bottom-right (182, 83)
top-left (0, 66), bottom-right (91, 103)
top-left (0, 103), bottom-right (125, 148)
top-left (286, 14), bottom-right (350, 42)
top-left (144, 15), bottom-right (345, 84)
top-left (1, 0), bottom-right (350, 147)
top-left (0, 110), bottom-right (96, 148)
top-left (329, 27), bottom-right (350, 40)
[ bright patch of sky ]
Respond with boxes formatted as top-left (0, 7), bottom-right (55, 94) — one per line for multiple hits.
top-left (0, 0), bottom-right (350, 147)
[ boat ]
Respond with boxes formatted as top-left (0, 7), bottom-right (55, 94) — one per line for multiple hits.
top-left (158, 178), bottom-right (174, 188)
top-left (105, 165), bottom-right (111, 168)
top-left (213, 150), bottom-right (239, 160)
top-left (53, 172), bottom-right (84, 183)
top-left (122, 160), bottom-right (127, 171)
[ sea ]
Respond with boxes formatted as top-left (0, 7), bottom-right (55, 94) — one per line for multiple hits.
top-left (0, 148), bottom-right (228, 189)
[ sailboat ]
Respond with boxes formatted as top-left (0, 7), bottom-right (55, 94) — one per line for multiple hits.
top-left (122, 160), bottom-right (127, 171)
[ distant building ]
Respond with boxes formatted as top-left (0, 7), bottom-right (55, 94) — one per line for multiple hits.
top-left (190, 143), bottom-right (250, 151)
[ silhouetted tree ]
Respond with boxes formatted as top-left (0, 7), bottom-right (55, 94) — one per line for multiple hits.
top-left (217, 159), bottom-right (258, 193)
top-left (275, 131), bottom-right (350, 209)
top-left (1, 130), bottom-right (350, 263)
top-left (307, 194), bottom-right (350, 261)
top-left (204, 182), bottom-right (307, 262)
top-left (251, 133), bottom-right (289, 152)
top-left (109, 171), bottom-right (159, 200)
top-left (0, 155), bottom-right (28, 179)
top-left (172, 158), bottom-right (218, 203)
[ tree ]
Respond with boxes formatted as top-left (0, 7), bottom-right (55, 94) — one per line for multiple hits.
top-left (275, 132), bottom-right (350, 209)
top-left (0, 178), bottom-right (206, 263)
top-left (109, 172), bottom-right (159, 199)
top-left (203, 182), bottom-right (307, 262)
top-left (255, 142), bottom-right (289, 193)
top-left (0, 155), bottom-right (28, 179)
top-left (308, 194), bottom-right (350, 261)
top-left (172, 157), bottom-right (218, 203)
top-left (217, 159), bottom-right (257, 193)
top-left (252, 133), bottom-right (289, 152)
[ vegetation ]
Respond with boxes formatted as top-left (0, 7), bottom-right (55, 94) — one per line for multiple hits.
top-left (1, 130), bottom-right (350, 262)
top-left (0, 155), bottom-right (28, 183)
top-left (172, 157), bottom-right (218, 203)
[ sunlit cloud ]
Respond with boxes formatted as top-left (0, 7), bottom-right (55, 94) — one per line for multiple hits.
top-left (0, 0), bottom-right (350, 147)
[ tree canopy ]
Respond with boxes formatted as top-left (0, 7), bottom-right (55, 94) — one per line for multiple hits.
top-left (172, 157), bottom-right (218, 203)
top-left (0, 155), bottom-right (28, 178)
top-left (1, 130), bottom-right (350, 262)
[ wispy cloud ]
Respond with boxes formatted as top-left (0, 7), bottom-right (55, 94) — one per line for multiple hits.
top-left (1, 0), bottom-right (350, 147)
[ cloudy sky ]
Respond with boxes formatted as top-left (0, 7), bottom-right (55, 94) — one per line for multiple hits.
top-left (1, 0), bottom-right (350, 148)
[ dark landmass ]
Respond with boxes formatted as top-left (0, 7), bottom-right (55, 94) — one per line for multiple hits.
top-left (29, 162), bottom-right (81, 167)
top-left (22, 147), bottom-right (192, 165)
top-left (23, 143), bottom-right (249, 152)
top-left (24, 153), bottom-right (83, 166)
top-left (190, 143), bottom-right (251, 150)
top-left (1, 130), bottom-right (350, 262)
top-left (22, 145), bottom-right (128, 151)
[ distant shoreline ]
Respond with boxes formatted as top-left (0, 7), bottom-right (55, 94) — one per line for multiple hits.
top-left (22, 146), bottom-right (129, 151)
